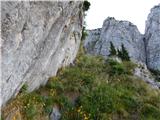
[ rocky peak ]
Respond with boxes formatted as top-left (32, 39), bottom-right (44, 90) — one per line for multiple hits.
top-left (84, 4), bottom-right (160, 72)
top-left (145, 4), bottom-right (160, 71)
top-left (84, 17), bottom-right (146, 62)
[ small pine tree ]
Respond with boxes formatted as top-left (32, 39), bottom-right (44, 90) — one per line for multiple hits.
top-left (109, 42), bottom-right (117, 56)
top-left (117, 49), bottom-right (122, 58)
top-left (120, 44), bottom-right (130, 61)
top-left (83, 1), bottom-right (91, 11)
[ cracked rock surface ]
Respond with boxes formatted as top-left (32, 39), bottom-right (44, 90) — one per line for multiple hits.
top-left (1, 1), bottom-right (83, 105)
top-left (145, 4), bottom-right (160, 71)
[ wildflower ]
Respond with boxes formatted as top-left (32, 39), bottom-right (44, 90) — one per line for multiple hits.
top-left (80, 111), bottom-right (83, 115)
top-left (84, 116), bottom-right (89, 120)
top-left (77, 108), bottom-right (81, 112)
top-left (12, 116), bottom-right (16, 120)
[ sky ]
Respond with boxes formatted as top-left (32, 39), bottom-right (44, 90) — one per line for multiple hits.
top-left (85, 0), bottom-right (160, 34)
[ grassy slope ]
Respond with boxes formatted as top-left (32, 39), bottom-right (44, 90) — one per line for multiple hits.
top-left (2, 49), bottom-right (160, 120)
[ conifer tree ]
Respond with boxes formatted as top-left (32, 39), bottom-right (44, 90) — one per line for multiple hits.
top-left (120, 44), bottom-right (130, 61)
top-left (109, 41), bottom-right (117, 56)
top-left (83, 1), bottom-right (91, 11)
top-left (117, 49), bottom-right (122, 58)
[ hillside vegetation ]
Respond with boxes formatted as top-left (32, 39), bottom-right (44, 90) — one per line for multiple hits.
top-left (2, 47), bottom-right (160, 120)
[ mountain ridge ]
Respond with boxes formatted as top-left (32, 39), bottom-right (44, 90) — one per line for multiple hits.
top-left (84, 4), bottom-right (160, 72)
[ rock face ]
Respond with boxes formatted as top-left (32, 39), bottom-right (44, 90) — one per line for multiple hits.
top-left (145, 4), bottom-right (160, 71)
top-left (84, 17), bottom-right (146, 63)
top-left (84, 28), bottom-right (101, 54)
top-left (134, 62), bottom-right (160, 89)
top-left (84, 4), bottom-right (160, 71)
top-left (1, 1), bottom-right (83, 105)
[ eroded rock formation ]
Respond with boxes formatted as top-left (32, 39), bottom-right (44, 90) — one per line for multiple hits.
top-left (1, 1), bottom-right (83, 105)
top-left (145, 4), bottom-right (160, 71)
top-left (84, 4), bottom-right (160, 71)
top-left (84, 17), bottom-right (146, 63)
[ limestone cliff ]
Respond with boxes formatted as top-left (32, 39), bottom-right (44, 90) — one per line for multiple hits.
top-left (84, 17), bottom-right (145, 63)
top-left (84, 4), bottom-right (160, 71)
top-left (84, 28), bottom-right (101, 54)
top-left (145, 4), bottom-right (160, 71)
top-left (1, 1), bottom-right (83, 105)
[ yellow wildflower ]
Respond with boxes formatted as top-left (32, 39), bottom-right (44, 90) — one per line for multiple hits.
top-left (77, 109), bottom-right (81, 112)
top-left (84, 116), bottom-right (89, 120)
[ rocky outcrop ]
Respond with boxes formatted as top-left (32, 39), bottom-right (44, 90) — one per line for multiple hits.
top-left (84, 28), bottom-right (101, 54)
top-left (84, 4), bottom-right (160, 71)
top-left (134, 62), bottom-right (160, 89)
top-left (1, 1), bottom-right (83, 105)
top-left (145, 4), bottom-right (160, 71)
top-left (84, 17), bottom-right (146, 63)
top-left (50, 106), bottom-right (61, 120)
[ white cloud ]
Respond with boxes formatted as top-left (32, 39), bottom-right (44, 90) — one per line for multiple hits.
top-left (85, 0), bottom-right (160, 33)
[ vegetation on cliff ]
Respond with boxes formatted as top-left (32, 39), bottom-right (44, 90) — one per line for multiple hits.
top-left (2, 46), bottom-right (160, 120)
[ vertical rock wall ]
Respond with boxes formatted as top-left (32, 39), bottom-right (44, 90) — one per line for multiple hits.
top-left (1, 1), bottom-right (83, 105)
top-left (145, 4), bottom-right (160, 71)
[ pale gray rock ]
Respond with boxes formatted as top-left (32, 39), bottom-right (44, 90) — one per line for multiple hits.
top-left (50, 106), bottom-right (61, 120)
top-left (1, 1), bottom-right (83, 105)
top-left (134, 62), bottom-right (160, 89)
top-left (84, 17), bottom-right (146, 63)
top-left (84, 28), bottom-right (101, 54)
top-left (145, 4), bottom-right (160, 71)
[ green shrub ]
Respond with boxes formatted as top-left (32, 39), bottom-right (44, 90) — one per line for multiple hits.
top-left (120, 95), bottom-right (139, 110)
top-left (60, 66), bottom-right (95, 92)
top-left (106, 59), bottom-right (126, 75)
top-left (20, 84), bottom-right (28, 94)
top-left (123, 61), bottom-right (136, 75)
top-left (141, 104), bottom-right (160, 120)
top-left (78, 84), bottom-right (118, 119)
top-left (118, 44), bottom-right (130, 61)
top-left (43, 96), bottom-right (54, 114)
top-left (46, 77), bottom-right (64, 92)
top-left (83, 1), bottom-right (90, 11)
top-left (25, 103), bottom-right (37, 120)
top-left (106, 59), bottom-right (135, 76)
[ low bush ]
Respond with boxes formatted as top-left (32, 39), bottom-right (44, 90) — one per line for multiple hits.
top-left (25, 103), bottom-right (37, 120)
top-left (141, 104), bottom-right (160, 120)
top-left (19, 84), bottom-right (28, 94)
top-left (106, 59), bottom-right (136, 76)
